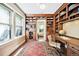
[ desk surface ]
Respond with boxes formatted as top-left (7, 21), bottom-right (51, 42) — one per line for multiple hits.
top-left (56, 36), bottom-right (79, 47)
top-left (56, 35), bottom-right (79, 55)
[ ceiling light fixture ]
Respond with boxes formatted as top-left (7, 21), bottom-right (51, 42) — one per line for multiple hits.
top-left (40, 4), bottom-right (46, 9)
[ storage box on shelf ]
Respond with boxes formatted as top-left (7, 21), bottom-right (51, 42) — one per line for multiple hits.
top-left (68, 3), bottom-right (79, 20)
top-left (68, 3), bottom-right (79, 12)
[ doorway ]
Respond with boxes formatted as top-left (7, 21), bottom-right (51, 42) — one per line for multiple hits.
top-left (36, 18), bottom-right (46, 42)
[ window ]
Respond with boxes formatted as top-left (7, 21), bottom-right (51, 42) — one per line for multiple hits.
top-left (0, 4), bottom-right (11, 42)
top-left (15, 14), bottom-right (22, 36)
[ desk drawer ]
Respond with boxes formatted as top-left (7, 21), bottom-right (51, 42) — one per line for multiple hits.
top-left (69, 44), bottom-right (79, 56)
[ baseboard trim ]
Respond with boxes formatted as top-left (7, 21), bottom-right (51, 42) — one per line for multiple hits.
top-left (9, 41), bottom-right (26, 56)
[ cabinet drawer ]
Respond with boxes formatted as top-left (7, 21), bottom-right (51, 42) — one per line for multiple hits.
top-left (71, 51), bottom-right (79, 56)
top-left (69, 44), bottom-right (79, 55)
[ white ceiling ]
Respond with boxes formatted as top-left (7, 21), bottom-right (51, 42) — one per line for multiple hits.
top-left (17, 3), bottom-right (63, 14)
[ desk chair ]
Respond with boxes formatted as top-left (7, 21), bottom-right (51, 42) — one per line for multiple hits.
top-left (47, 35), bottom-right (62, 55)
top-left (48, 35), bottom-right (60, 49)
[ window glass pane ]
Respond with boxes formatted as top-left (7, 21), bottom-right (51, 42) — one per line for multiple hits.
top-left (0, 4), bottom-right (10, 24)
top-left (15, 14), bottom-right (22, 26)
top-left (15, 26), bottom-right (22, 36)
top-left (0, 24), bottom-right (11, 42)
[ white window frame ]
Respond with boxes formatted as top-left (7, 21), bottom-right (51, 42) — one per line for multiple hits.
top-left (14, 13), bottom-right (23, 37)
top-left (0, 4), bottom-right (12, 43)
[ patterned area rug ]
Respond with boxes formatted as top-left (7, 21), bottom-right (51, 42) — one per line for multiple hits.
top-left (18, 40), bottom-right (60, 56)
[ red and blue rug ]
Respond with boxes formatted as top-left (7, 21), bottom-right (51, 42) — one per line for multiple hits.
top-left (18, 40), bottom-right (60, 56)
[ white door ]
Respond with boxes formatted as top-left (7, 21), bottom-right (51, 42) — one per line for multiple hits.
top-left (36, 19), bottom-right (46, 42)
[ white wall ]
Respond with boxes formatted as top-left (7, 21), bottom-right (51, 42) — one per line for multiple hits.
top-left (63, 19), bottom-right (79, 38)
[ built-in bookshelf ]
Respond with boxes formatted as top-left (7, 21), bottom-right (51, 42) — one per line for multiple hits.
top-left (68, 3), bottom-right (79, 20)
top-left (26, 14), bottom-right (54, 37)
top-left (26, 17), bottom-right (36, 31)
top-left (25, 16), bottom-right (37, 39)
top-left (54, 3), bottom-right (79, 34)
top-left (55, 14), bottom-right (59, 33)
top-left (47, 17), bottom-right (53, 34)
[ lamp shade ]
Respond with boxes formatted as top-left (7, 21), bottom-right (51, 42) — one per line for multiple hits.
top-left (59, 30), bottom-right (66, 35)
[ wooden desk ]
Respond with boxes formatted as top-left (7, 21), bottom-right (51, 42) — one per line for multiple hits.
top-left (55, 36), bottom-right (79, 56)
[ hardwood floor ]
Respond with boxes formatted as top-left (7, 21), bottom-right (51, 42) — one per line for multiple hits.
top-left (10, 42), bottom-right (26, 56)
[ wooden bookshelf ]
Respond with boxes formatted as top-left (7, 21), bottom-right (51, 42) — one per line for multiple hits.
top-left (26, 14), bottom-right (54, 38)
top-left (47, 17), bottom-right (53, 34)
top-left (54, 3), bottom-right (79, 34)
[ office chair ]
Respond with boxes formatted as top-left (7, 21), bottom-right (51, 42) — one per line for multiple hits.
top-left (47, 35), bottom-right (60, 49)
